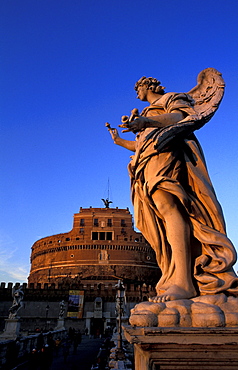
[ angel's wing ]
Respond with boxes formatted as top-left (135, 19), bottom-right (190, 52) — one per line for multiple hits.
top-left (187, 67), bottom-right (225, 123)
top-left (148, 68), bottom-right (225, 152)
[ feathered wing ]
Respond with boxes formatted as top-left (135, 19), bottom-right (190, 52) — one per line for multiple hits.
top-left (150, 68), bottom-right (225, 152)
top-left (188, 67), bottom-right (225, 122)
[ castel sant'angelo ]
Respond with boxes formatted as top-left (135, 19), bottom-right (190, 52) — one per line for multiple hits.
top-left (0, 201), bottom-right (161, 335)
top-left (28, 203), bottom-right (159, 287)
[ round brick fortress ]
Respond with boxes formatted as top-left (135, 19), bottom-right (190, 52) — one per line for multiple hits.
top-left (28, 207), bottom-right (160, 287)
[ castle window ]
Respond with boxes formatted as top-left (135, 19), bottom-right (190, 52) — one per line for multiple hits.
top-left (94, 219), bottom-right (99, 227)
top-left (92, 231), bottom-right (113, 241)
top-left (80, 228), bottom-right (84, 234)
top-left (80, 219), bottom-right (85, 226)
top-left (66, 238), bottom-right (70, 241)
top-left (121, 219), bottom-right (126, 227)
top-left (107, 219), bottom-right (112, 227)
top-left (92, 232), bottom-right (98, 240)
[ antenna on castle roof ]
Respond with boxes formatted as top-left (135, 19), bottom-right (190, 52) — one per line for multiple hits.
top-left (102, 178), bottom-right (113, 208)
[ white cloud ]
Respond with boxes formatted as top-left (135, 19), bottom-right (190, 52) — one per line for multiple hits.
top-left (0, 231), bottom-right (29, 283)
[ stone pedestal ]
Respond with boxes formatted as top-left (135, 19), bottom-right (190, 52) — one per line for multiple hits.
top-left (55, 318), bottom-right (65, 330)
top-left (2, 318), bottom-right (21, 339)
top-left (129, 294), bottom-right (238, 328)
top-left (123, 325), bottom-right (238, 369)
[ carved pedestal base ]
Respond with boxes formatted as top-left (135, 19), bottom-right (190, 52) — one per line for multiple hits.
top-left (2, 318), bottom-right (20, 340)
top-left (123, 325), bottom-right (238, 370)
top-left (55, 318), bottom-right (65, 330)
top-left (125, 294), bottom-right (238, 369)
top-left (129, 294), bottom-right (238, 328)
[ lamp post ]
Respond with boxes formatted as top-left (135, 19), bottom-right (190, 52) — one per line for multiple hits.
top-left (46, 304), bottom-right (49, 319)
top-left (115, 280), bottom-right (125, 358)
top-left (45, 304), bottom-right (49, 331)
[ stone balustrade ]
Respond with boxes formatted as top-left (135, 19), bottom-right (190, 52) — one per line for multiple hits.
top-left (0, 329), bottom-right (66, 368)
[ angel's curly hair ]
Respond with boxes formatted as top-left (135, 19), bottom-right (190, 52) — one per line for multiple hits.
top-left (134, 76), bottom-right (166, 95)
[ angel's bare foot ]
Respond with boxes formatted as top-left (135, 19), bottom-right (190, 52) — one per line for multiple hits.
top-left (149, 284), bottom-right (197, 303)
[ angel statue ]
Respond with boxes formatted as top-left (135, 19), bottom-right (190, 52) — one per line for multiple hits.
top-left (106, 68), bottom-right (238, 302)
top-left (59, 300), bottom-right (66, 319)
top-left (8, 285), bottom-right (24, 319)
top-left (101, 198), bottom-right (113, 208)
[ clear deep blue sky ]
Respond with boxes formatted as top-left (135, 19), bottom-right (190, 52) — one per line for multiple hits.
top-left (0, 0), bottom-right (238, 283)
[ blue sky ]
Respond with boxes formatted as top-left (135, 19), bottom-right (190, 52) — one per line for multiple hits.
top-left (0, 0), bottom-right (238, 283)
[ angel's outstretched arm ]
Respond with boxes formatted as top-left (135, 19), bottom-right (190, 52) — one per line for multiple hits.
top-left (147, 110), bottom-right (185, 126)
top-left (123, 110), bottom-right (185, 133)
top-left (109, 127), bottom-right (136, 152)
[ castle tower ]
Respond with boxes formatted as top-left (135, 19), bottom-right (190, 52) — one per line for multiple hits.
top-left (28, 206), bottom-right (160, 287)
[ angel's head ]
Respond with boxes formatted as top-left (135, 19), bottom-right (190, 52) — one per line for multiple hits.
top-left (135, 77), bottom-right (165, 100)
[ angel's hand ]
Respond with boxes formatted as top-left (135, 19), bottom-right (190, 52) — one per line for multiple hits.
top-left (109, 128), bottom-right (120, 143)
top-left (121, 116), bottom-right (151, 133)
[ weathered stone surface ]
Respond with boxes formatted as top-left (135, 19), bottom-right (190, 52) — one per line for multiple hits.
top-left (129, 294), bottom-right (238, 328)
top-left (166, 299), bottom-right (192, 327)
top-left (191, 293), bottom-right (227, 306)
top-left (220, 296), bottom-right (238, 326)
top-left (191, 302), bottom-right (225, 327)
top-left (123, 325), bottom-right (238, 370)
top-left (1, 319), bottom-right (21, 340)
top-left (131, 301), bottom-right (165, 314)
top-left (157, 307), bottom-right (179, 327)
top-left (129, 310), bottom-right (158, 327)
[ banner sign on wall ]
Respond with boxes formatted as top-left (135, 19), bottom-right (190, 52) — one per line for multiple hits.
top-left (67, 290), bottom-right (84, 318)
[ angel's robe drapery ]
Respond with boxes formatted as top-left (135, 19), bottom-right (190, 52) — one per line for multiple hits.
top-left (128, 92), bottom-right (238, 296)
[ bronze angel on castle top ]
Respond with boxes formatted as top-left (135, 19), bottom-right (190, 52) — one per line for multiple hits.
top-left (106, 68), bottom-right (238, 303)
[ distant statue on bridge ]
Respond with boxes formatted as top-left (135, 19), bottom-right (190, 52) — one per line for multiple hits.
top-left (9, 285), bottom-right (24, 319)
top-left (59, 300), bottom-right (66, 319)
top-left (107, 68), bottom-right (238, 302)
